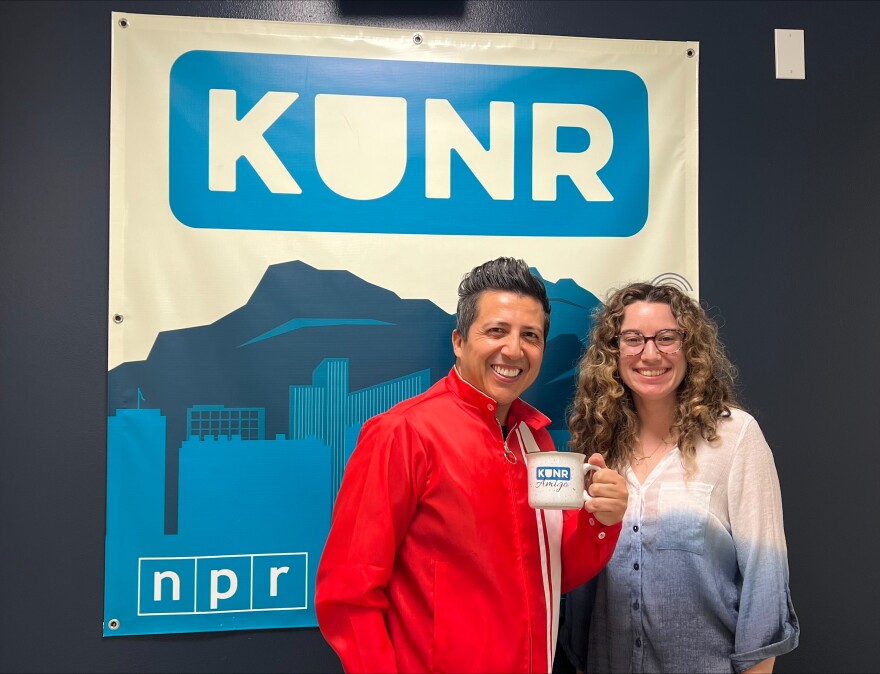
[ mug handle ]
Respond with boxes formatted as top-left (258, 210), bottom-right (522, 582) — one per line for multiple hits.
top-left (583, 463), bottom-right (601, 502)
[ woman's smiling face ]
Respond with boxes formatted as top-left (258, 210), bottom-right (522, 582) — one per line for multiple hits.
top-left (617, 301), bottom-right (687, 405)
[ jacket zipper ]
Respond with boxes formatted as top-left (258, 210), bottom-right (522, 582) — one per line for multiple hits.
top-left (497, 419), bottom-right (517, 464)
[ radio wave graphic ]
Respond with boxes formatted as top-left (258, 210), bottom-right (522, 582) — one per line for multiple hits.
top-left (651, 272), bottom-right (694, 292)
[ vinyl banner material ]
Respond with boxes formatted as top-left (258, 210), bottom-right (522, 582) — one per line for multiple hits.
top-left (105, 12), bottom-right (698, 636)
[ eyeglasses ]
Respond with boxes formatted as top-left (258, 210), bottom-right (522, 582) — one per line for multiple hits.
top-left (616, 329), bottom-right (686, 356)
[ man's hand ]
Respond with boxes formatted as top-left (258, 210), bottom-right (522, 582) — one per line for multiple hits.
top-left (583, 453), bottom-right (628, 526)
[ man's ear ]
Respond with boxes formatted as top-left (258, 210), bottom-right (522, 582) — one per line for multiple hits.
top-left (452, 329), bottom-right (464, 359)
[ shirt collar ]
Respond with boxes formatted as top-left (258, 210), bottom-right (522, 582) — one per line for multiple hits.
top-left (446, 366), bottom-right (551, 430)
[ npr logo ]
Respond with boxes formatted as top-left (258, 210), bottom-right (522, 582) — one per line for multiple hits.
top-left (169, 52), bottom-right (649, 237)
top-left (537, 467), bottom-right (572, 481)
top-left (138, 553), bottom-right (307, 615)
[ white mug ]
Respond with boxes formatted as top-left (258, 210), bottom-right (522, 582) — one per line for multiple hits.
top-left (526, 451), bottom-right (600, 510)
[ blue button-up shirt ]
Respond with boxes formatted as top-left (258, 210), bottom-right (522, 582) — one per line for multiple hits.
top-left (586, 409), bottom-right (799, 673)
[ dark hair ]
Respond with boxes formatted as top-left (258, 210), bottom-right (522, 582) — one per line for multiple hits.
top-left (455, 257), bottom-right (551, 340)
top-left (568, 282), bottom-right (739, 472)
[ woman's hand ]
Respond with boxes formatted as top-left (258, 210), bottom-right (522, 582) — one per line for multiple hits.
top-left (743, 656), bottom-right (776, 673)
top-left (583, 453), bottom-right (629, 526)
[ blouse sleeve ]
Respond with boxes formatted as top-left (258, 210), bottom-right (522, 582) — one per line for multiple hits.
top-left (726, 416), bottom-right (800, 672)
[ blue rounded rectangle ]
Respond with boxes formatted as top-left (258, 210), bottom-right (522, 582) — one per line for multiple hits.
top-left (170, 51), bottom-right (648, 237)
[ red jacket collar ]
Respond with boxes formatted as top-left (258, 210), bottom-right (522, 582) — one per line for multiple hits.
top-left (445, 366), bottom-right (551, 431)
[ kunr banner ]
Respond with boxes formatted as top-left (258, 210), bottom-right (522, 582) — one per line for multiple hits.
top-left (105, 12), bottom-right (698, 636)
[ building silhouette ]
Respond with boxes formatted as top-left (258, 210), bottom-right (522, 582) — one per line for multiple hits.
top-left (289, 358), bottom-right (430, 498)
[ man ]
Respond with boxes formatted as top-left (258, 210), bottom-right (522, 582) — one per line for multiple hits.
top-left (315, 257), bottom-right (628, 673)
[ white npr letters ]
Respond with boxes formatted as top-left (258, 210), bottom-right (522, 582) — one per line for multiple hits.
top-left (151, 564), bottom-right (291, 610)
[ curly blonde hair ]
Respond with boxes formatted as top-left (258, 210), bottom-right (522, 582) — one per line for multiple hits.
top-left (568, 283), bottom-right (739, 472)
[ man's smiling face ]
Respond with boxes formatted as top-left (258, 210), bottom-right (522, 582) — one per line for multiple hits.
top-left (452, 290), bottom-right (546, 424)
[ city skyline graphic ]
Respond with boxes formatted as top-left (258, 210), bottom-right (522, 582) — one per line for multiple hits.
top-left (104, 261), bottom-right (601, 637)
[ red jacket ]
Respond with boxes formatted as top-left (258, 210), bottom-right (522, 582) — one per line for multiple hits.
top-left (315, 367), bottom-right (620, 673)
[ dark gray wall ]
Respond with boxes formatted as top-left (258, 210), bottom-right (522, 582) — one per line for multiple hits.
top-left (2, 1), bottom-right (877, 672)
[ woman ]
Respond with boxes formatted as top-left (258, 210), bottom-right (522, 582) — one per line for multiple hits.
top-left (565, 283), bottom-right (799, 673)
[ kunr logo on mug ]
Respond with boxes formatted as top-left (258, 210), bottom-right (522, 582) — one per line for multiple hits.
top-left (527, 451), bottom-right (599, 510)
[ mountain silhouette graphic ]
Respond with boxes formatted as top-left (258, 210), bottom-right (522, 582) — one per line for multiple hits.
top-left (109, 260), bottom-right (602, 447)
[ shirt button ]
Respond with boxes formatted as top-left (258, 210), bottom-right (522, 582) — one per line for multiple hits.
top-left (633, 601), bottom-right (640, 610)
top-left (633, 563), bottom-right (640, 570)
top-left (598, 531), bottom-right (606, 540)
top-left (589, 517), bottom-right (596, 526)
top-left (635, 638), bottom-right (642, 647)
top-left (633, 525), bottom-right (639, 532)
top-left (487, 404), bottom-right (494, 411)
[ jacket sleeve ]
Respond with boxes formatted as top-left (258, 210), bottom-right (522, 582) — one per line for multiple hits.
top-left (559, 506), bottom-right (621, 593)
top-left (727, 417), bottom-right (800, 672)
top-left (315, 414), bottom-right (428, 674)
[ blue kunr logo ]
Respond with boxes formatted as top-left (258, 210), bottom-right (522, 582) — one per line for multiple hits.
top-left (169, 51), bottom-right (649, 237)
top-left (537, 467), bottom-right (572, 481)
